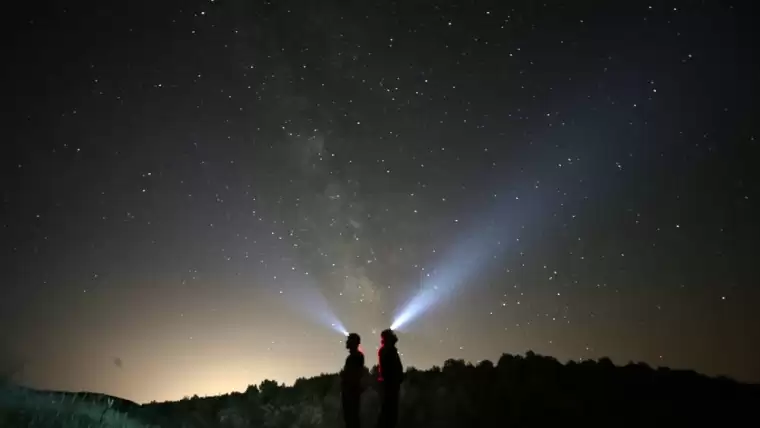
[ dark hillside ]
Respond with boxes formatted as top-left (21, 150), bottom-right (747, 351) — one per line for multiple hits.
top-left (138, 352), bottom-right (760, 428)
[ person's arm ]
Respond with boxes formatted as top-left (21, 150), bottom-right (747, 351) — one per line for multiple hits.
top-left (377, 348), bottom-right (383, 374)
top-left (394, 352), bottom-right (404, 383)
top-left (357, 354), bottom-right (369, 390)
top-left (340, 357), bottom-right (350, 382)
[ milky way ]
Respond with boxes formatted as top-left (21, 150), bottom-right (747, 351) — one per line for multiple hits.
top-left (2, 0), bottom-right (758, 403)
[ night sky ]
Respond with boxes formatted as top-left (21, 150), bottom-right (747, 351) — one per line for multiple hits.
top-left (3, 0), bottom-right (759, 404)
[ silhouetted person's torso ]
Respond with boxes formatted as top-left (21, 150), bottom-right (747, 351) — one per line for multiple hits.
top-left (342, 349), bottom-right (365, 394)
top-left (341, 349), bottom-right (365, 428)
top-left (378, 344), bottom-right (403, 387)
top-left (377, 344), bottom-right (403, 428)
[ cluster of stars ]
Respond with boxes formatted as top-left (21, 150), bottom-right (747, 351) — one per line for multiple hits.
top-left (2, 0), bottom-right (757, 403)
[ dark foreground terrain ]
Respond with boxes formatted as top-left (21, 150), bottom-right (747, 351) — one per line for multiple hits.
top-left (3, 352), bottom-right (758, 427)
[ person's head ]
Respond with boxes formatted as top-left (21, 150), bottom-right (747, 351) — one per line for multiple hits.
top-left (346, 333), bottom-right (361, 351)
top-left (380, 329), bottom-right (398, 346)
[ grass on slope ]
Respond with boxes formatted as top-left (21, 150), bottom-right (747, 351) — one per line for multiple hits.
top-left (0, 381), bottom-right (150, 428)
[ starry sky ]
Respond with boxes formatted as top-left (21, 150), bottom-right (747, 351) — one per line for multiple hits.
top-left (2, 0), bottom-right (759, 404)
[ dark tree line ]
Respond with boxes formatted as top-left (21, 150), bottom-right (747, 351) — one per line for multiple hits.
top-left (138, 351), bottom-right (759, 428)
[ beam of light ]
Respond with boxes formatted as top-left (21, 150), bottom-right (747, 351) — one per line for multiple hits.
top-left (391, 223), bottom-right (504, 331)
top-left (391, 174), bottom-right (553, 331)
top-left (288, 282), bottom-right (348, 336)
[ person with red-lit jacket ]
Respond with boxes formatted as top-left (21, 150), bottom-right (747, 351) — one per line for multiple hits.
top-left (341, 333), bottom-right (366, 428)
top-left (376, 329), bottom-right (404, 428)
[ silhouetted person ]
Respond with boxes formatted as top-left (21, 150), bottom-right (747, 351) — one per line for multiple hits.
top-left (341, 333), bottom-right (365, 428)
top-left (376, 329), bottom-right (403, 428)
